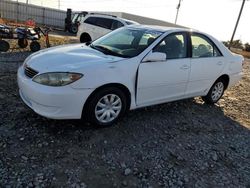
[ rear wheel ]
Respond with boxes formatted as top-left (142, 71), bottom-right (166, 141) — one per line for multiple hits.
top-left (0, 40), bottom-right (10, 52)
top-left (18, 38), bottom-right (28, 48)
top-left (30, 41), bottom-right (41, 52)
top-left (70, 25), bottom-right (78, 34)
top-left (84, 87), bottom-right (127, 126)
top-left (202, 79), bottom-right (225, 104)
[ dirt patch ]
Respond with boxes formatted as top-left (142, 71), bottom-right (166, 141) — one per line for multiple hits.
top-left (0, 35), bottom-right (76, 62)
top-left (0, 18), bottom-right (6, 24)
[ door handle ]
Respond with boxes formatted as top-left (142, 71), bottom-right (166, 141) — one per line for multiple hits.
top-left (217, 61), bottom-right (223, 65)
top-left (180, 65), bottom-right (190, 70)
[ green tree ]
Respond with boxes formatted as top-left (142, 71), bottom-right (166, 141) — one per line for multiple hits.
top-left (230, 39), bottom-right (243, 49)
top-left (244, 43), bottom-right (250, 52)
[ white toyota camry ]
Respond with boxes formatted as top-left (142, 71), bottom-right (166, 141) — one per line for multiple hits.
top-left (18, 25), bottom-right (243, 126)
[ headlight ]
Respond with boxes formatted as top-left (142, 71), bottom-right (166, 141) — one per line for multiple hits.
top-left (33, 72), bottom-right (83, 86)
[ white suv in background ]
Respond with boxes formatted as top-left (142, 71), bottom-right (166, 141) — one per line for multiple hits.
top-left (77, 13), bottom-right (138, 43)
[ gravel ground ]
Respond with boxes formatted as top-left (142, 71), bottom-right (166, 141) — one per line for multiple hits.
top-left (0, 50), bottom-right (249, 187)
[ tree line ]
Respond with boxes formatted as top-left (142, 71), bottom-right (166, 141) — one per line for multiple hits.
top-left (223, 40), bottom-right (250, 52)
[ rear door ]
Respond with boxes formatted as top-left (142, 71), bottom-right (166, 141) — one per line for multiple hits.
top-left (186, 33), bottom-right (225, 97)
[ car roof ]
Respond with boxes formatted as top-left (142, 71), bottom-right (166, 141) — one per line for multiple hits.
top-left (127, 24), bottom-right (194, 33)
top-left (86, 14), bottom-right (137, 23)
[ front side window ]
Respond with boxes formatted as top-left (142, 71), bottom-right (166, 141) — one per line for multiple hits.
top-left (111, 20), bottom-right (124, 30)
top-left (91, 28), bottom-right (163, 58)
top-left (153, 33), bottom-right (187, 59)
top-left (191, 34), bottom-right (222, 58)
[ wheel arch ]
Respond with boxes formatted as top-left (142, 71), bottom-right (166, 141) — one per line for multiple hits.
top-left (82, 83), bottom-right (131, 118)
top-left (216, 74), bottom-right (230, 90)
top-left (80, 32), bottom-right (92, 43)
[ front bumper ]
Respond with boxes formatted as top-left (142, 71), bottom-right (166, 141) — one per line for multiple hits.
top-left (17, 66), bottom-right (94, 119)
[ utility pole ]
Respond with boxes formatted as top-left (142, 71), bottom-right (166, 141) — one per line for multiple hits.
top-left (26, 0), bottom-right (28, 20)
top-left (175, 0), bottom-right (182, 24)
top-left (58, 0), bottom-right (61, 9)
top-left (229, 0), bottom-right (246, 49)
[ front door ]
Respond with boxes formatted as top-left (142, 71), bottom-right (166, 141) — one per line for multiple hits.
top-left (137, 33), bottom-right (190, 106)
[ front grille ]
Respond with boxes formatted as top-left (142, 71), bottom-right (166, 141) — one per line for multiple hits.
top-left (24, 66), bottom-right (38, 78)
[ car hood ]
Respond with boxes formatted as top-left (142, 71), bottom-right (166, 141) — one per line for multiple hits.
top-left (25, 44), bottom-right (124, 72)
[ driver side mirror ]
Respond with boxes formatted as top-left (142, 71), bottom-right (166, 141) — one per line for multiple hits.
top-left (142, 52), bottom-right (167, 62)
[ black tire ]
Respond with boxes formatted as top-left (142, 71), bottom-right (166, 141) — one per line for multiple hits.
top-left (30, 41), bottom-right (41, 52)
top-left (18, 38), bottom-right (28, 48)
top-left (0, 40), bottom-right (10, 52)
top-left (202, 79), bottom-right (226, 104)
top-left (84, 87), bottom-right (127, 126)
top-left (80, 33), bottom-right (91, 43)
top-left (70, 25), bottom-right (78, 34)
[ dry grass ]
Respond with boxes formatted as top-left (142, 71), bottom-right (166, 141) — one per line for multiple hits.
top-left (0, 18), bottom-right (6, 24)
top-left (231, 49), bottom-right (250, 59)
top-left (3, 35), bottom-right (71, 52)
top-left (43, 36), bottom-right (72, 47)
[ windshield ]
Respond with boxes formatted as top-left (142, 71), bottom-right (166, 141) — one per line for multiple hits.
top-left (90, 27), bottom-right (163, 58)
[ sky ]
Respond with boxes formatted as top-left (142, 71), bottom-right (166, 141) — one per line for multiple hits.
top-left (20, 0), bottom-right (250, 43)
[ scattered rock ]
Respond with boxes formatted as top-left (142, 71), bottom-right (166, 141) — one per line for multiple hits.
top-left (212, 152), bottom-right (218, 161)
top-left (122, 180), bottom-right (128, 187)
top-left (124, 168), bottom-right (132, 176)
top-left (21, 156), bottom-right (28, 161)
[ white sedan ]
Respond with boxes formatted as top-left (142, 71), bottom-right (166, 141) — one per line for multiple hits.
top-left (18, 25), bottom-right (243, 126)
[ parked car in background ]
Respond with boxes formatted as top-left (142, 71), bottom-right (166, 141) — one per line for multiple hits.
top-left (18, 25), bottom-right (244, 126)
top-left (77, 13), bottom-right (138, 43)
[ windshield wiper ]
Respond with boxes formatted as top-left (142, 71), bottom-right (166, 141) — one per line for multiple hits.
top-left (90, 44), bottom-right (128, 58)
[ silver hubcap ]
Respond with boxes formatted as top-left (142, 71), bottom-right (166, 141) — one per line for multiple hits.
top-left (211, 82), bottom-right (224, 101)
top-left (95, 94), bottom-right (122, 123)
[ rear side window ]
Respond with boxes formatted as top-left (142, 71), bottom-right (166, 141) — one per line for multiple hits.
top-left (191, 34), bottom-right (222, 58)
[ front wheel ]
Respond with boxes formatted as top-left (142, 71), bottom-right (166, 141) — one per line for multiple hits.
top-left (70, 25), bottom-right (78, 34)
top-left (0, 40), bottom-right (10, 52)
top-left (202, 80), bottom-right (225, 104)
top-left (84, 87), bottom-right (127, 126)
